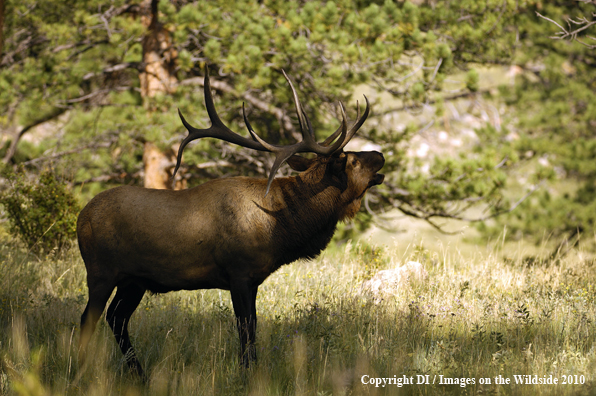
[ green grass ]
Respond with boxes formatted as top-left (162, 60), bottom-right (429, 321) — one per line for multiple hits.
top-left (1, 235), bottom-right (595, 396)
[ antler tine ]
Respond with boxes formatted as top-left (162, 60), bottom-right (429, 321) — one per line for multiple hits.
top-left (321, 102), bottom-right (348, 147)
top-left (334, 95), bottom-right (370, 152)
top-left (302, 108), bottom-right (315, 139)
top-left (243, 101), bottom-right (346, 195)
top-left (264, 148), bottom-right (298, 196)
top-left (172, 68), bottom-right (269, 180)
top-left (243, 104), bottom-right (277, 151)
top-left (243, 70), bottom-right (348, 194)
top-left (281, 72), bottom-right (349, 152)
top-left (281, 70), bottom-right (316, 144)
top-left (244, 103), bottom-right (292, 195)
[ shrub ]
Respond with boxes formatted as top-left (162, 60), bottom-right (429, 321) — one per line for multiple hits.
top-left (0, 167), bottom-right (79, 254)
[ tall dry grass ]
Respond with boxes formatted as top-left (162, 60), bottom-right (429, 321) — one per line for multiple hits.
top-left (1, 235), bottom-right (595, 395)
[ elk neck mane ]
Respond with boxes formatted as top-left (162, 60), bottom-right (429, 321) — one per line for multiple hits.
top-left (257, 157), bottom-right (364, 266)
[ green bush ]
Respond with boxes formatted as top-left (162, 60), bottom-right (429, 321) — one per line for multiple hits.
top-left (0, 167), bottom-right (79, 254)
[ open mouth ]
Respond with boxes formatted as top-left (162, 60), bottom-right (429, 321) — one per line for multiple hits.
top-left (364, 151), bottom-right (385, 187)
top-left (369, 173), bottom-right (385, 187)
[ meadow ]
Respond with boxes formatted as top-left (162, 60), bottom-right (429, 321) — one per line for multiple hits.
top-left (1, 233), bottom-right (595, 396)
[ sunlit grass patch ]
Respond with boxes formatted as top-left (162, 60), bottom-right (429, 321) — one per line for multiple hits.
top-left (1, 237), bottom-right (595, 395)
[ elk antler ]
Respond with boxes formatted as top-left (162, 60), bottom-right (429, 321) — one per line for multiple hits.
top-left (173, 68), bottom-right (270, 180)
top-left (321, 96), bottom-right (370, 151)
top-left (173, 67), bottom-right (370, 195)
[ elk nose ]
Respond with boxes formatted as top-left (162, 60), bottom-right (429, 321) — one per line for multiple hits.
top-left (358, 151), bottom-right (385, 171)
top-left (373, 151), bottom-right (385, 169)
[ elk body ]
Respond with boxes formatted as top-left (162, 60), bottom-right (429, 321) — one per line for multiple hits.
top-left (77, 69), bottom-right (384, 378)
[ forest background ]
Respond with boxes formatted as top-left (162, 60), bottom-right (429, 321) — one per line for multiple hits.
top-left (1, 0), bottom-right (595, 255)
top-left (1, 1), bottom-right (596, 395)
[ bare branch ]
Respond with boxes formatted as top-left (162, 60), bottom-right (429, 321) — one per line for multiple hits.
top-left (21, 141), bottom-right (114, 166)
top-left (82, 62), bottom-right (143, 80)
top-left (2, 108), bottom-right (67, 164)
top-left (52, 39), bottom-right (108, 54)
top-left (373, 88), bottom-right (492, 117)
top-left (194, 160), bottom-right (233, 169)
top-left (536, 12), bottom-right (569, 36)
top-left (429, 58), bottom-right (443, 84)
top-left (71, 171), bottom-right (142, 186)
top-left (380, 179), bottom-right (543, 234)
top-left (101, 3), bottom-right (139, 20)
top-left (537, 11), bottom-right (596, 49)
top-left (61, 86), bottom-right (132, 104)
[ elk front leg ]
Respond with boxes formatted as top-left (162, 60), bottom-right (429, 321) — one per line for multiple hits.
top-left (230, 280), bottom-right (258, 367)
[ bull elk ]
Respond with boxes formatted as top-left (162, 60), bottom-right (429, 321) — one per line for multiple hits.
top-left (77, 68), bottom-right (384, 378)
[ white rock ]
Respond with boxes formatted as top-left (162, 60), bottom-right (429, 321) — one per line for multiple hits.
top-left (416, 143), bottom-right (430, 158)
top-left (361, 261), bottom-right (428, 297)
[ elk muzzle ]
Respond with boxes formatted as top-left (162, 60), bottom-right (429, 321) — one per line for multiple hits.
top-left (360, 151), bottom-right (385, 187)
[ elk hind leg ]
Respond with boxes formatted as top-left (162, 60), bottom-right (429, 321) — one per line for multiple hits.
top-left (79, 282), bottom-right (115, 366)
top-left (106, 283), bottom-right (146, 379)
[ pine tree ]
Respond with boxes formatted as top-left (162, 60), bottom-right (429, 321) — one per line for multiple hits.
top-left (0, 0), bottom-right (541, 233)
top-left (477, 1), bottom-right (596, 251)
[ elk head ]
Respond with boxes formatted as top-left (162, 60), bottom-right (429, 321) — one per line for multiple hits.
top-left (173, 68), bottom-right (383, 197)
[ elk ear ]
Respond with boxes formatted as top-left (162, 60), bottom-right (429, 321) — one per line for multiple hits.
top-left (287, 155), bottom-right (313, 171)
top-left (331, 152), bottom-right (347, 175)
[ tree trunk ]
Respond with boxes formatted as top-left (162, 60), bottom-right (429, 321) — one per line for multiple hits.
top-left (139, 0), bottom-right (177, 99)
top-left (138, 0), bottom-right (180, 190)
top-left (142, 142), bottom-right (186, 190)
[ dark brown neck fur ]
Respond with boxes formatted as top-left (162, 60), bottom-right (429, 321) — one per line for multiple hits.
top-left (261, 159), bottom-right (362, 268)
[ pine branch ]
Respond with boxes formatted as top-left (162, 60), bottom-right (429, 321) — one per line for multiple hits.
top-left (2, 108), bottom-right (67, 164)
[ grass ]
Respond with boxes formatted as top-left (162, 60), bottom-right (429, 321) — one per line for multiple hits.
top-left (1, 234), bottom-right (595, 396)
